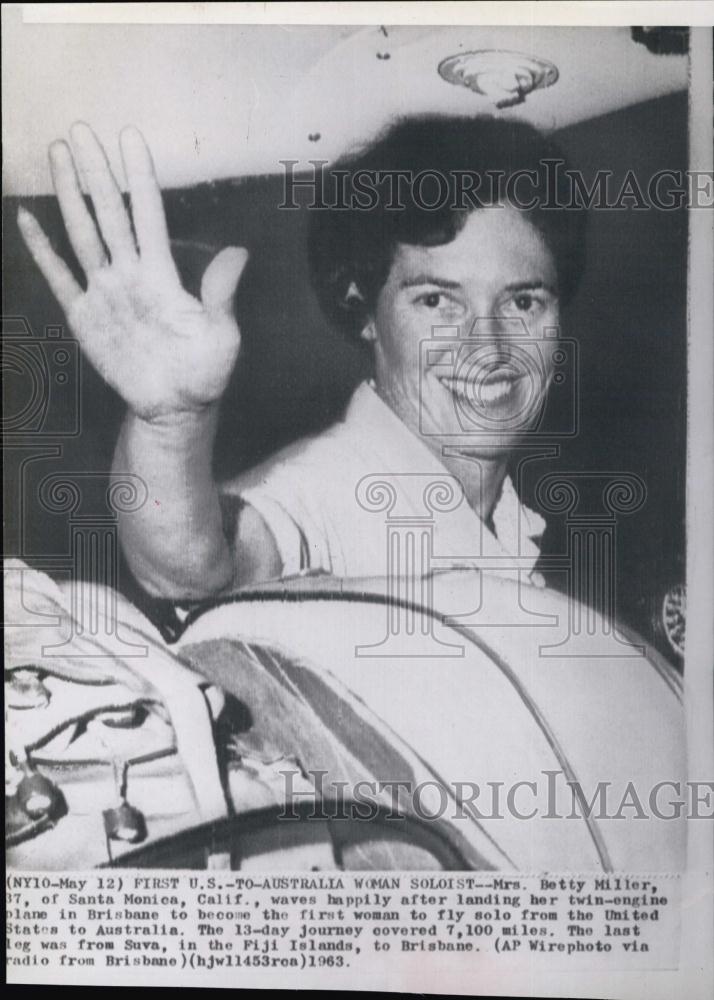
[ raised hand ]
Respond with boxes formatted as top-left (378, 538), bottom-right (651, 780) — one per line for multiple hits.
top-left (18, 123), bottom-right (248, 423)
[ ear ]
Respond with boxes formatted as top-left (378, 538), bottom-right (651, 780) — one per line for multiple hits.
top-left (360, 318), bottom-right (378, 344)
top-left (343, 280), bottom-right (375, 343)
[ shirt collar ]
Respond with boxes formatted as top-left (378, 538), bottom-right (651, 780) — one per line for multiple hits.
top-left (345, 380), bottom-right (546, 554)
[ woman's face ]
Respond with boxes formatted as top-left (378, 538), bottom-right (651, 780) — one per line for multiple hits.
top-left (365, 205), bottom-right (561, 459)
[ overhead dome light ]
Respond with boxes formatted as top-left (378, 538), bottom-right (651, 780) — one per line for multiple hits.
top-left (438, 49), bottom-right (559, 108)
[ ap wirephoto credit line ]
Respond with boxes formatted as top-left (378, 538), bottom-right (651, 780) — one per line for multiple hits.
top-left (3, 3), bottom-right (713, 997)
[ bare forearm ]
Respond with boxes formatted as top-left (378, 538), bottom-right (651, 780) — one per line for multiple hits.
top-left (19, 125), bottom-right (252, 597)
top-left (114, 408), bottom-right (234, 598)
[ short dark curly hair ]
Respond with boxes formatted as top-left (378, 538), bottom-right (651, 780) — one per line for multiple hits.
top-left (307, 114), bottom-right (587, 341)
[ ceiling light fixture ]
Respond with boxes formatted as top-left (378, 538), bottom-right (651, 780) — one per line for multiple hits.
top-left (438, 49), bottom-right (559, 108)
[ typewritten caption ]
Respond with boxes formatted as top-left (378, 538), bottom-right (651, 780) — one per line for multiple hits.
top-left (6, 872), bottom-right (680, 984)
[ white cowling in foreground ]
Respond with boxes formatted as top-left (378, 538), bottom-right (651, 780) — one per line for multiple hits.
top-left (5, 562), bottom-right (684, 872)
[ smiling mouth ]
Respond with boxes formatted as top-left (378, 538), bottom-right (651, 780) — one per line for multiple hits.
top-left (437, 372), bottom-right (525, 406)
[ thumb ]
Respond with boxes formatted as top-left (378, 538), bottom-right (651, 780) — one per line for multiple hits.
top-left (200, 246), bottom-right (249, 317)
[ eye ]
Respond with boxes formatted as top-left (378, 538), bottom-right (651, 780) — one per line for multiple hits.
top-left (415, 291), bottom-right (463, 313)
top-left (412, 289), bottom-right (466, 320)
top-left (502, 288), bottom-right (555, 318)
top-left (513, 292), bottom-right (537, 312)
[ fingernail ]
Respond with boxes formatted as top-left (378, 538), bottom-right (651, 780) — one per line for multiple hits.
top-left (224, 247), bottom-right (248, 263)
top-left (49, 139), bottom-right (69, 160)
top-left (17, 206), bottom-right (37, 233)
top-left (120, 124), bottom-right (141, 141)
top-left (70, 121), bottom-right (93, 142)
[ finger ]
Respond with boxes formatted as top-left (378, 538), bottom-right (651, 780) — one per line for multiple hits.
top-left (200, 247), bottom-right (249, 318)
top-left (119, 125), bottom-right (177, 278)
top-left (17, 207), bottom-right (82, 313)
top-left (49, 140), bottom-right (107, 273)
top-left (69, 121), bottom-right (137, 264)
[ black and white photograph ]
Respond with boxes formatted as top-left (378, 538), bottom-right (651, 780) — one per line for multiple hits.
top-left (4, 2), bottom-right (713, 995)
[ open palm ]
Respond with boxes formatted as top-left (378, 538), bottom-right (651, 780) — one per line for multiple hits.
top-left (18, 123), bottom-right (248, 422)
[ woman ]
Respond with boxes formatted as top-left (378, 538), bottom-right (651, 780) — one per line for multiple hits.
top-left (18, 114), bottom-right (585, 600)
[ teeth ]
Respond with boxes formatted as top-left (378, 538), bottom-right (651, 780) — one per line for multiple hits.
top-left (479, 380), bottom-right (512, 402)
top-left (439, 377), bottom-right (515, 404)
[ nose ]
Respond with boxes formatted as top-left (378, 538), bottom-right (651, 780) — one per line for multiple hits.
top-left (455, 315), bottom-right (549, 388)
top-left (467, 314), bottom-right (530, 342)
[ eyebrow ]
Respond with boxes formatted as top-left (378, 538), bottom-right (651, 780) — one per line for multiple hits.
top-left (502, 280), bottom-right (557, 295)
top-left (399, 275), bottom-right (462, 290)
top-left (399, 276), bottom-right (557, 294)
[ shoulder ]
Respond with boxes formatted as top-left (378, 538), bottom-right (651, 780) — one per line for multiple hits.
top-left (220, 382), bottom-right (376, 498)
top-left (221, 420), bottom-right (353, 497)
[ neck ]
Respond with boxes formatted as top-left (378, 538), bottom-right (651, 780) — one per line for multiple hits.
top-left (438, 447), bottom-right (509, 524)
top-left (370, 374), bottom-right (510, 525)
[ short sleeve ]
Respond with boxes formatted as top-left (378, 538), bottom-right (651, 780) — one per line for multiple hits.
top-left (237, 487), bottom-right (307, 578)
